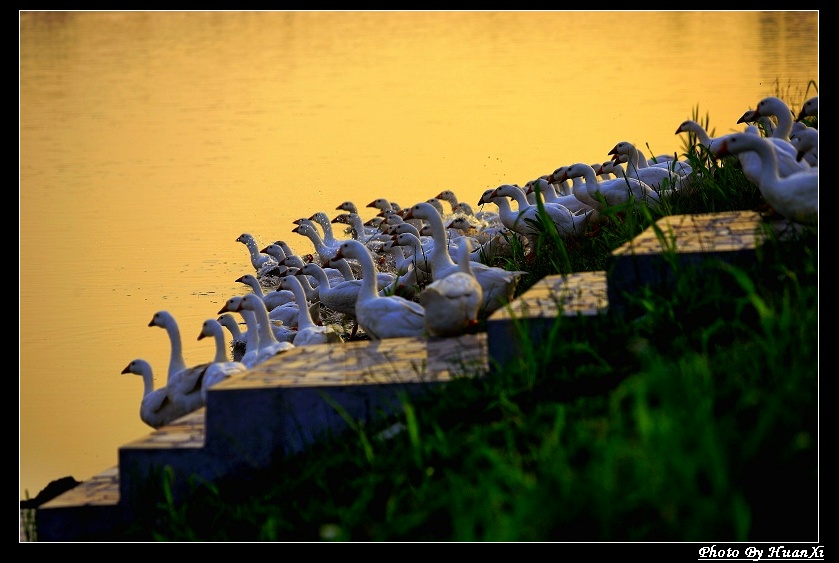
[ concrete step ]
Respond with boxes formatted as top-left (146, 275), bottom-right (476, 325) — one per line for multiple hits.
top-left (37, 333), bottom-right (489, 541)
top-left (34, 210), bottom-right (772, 541)
top-left (607, 210), bottom-right (767, 314)
top-left (487, 270), bottom-right (609, 371)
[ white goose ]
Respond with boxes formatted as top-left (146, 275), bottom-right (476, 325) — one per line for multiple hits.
top-left (266, 291), bottom-right (321, 330)
top-left (525, 177), bottom-right (594, 215)
top-left (561, 163), bottom-right (662, 211)
top-left (335, 200), bottom-right (359, 214)
top-left (481, 184), bottom-right (592, 243)
top-left (378, 239), bottom-right (426, 294)
top-left (217, 313), bottom-right (247, 362)
top-left (332, 212), bottom-right (374, 242)
top-left (197, 319), bottom-right (248, 402)
top-left (308, 211), bottom-right (342, 249)
top-left (322, 255), bottom-right (362, 282)
top-left (324, 252), bottom-right (396, 289)
top-left (331, 239), bottom-right (426, 339)
top-left (741, 97), bottom-right (812, 172)
top-left (218, 294), bottom-right (296, 366)
top-left (790, 126), bottom-right (818, 165)
top-left (388, 232), bottom-right (437, 286)
top-left (278, 275), bottom-right (344, 346)
top-left (268, 240), bottom-right (312, 269)
top-left (418, 238), bottom-right (483, 338)
top-left (445, 215), bottom-right (490, 245)
top-left (425, 197), bottom-right (446, 218)
top-left (148, 310), bottom-right (207, 414)
top-left (595, 160), bottom-right (625, 179)
top-left (121, 359), bottom-right (185, 429)
top-left (362, 216), bottom-right (388, 238)
top-left (453, 201), bottom-right (499, 226)
top-left (296, 262), bottom-right (362, 336)
top-left (546, 170), bottom-right (573, 198)
top-left (608, 141), bottom-right (689, 191)
top-left (710, 132), bottom-right (818, 225)
top-left (235, 273), bottom-right (295, 311)
top-left (752, 96), bottom-right (802, 145)
top-left (546, 165), bottom-right (584, 198)
top-left (367, 197), bottom-right (399, 214)
top-left (736, 109), bottom-right (777, 137)
top-left (796, 96), bottom-right (817, 122)
top-left (434, 189), bottom-right (461, 213)
top-left (293, 220), bottom-right (341, 265)
top-left (221, 298), bottom-right (262, 368)
top-left (675, 119), bottom-right (721, 153)
top-left (235, 233), bottom-right (278, 273)
top-left (378, 237), bottom-right (414, 274)
top-left (403, 201), bottom-right (526, 316)
top-left (477, 187), bottom-right (536, 249)
top-left (386, 220), bottom-right (423, 242)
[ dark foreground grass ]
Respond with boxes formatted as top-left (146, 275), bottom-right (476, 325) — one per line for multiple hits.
top-left (98, 117), bottom-right (820, 542)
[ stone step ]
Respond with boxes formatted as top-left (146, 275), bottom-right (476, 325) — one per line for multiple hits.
top-left (607, 210), bottom-right (767, 314)
top-left (37, 333), bottom-right (489, 541)
top-left (34, 210), bottom-right (772, 541)
top-left (486, 270), bottom-right (609, 371)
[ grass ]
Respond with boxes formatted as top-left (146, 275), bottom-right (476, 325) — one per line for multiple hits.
top-left (30, 97), bottom-right (818, 541)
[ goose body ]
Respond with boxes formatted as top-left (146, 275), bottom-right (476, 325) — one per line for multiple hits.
top-left (736, 109), bottom-right (778, 137)
top-left (404, 201), bottom-right (526, 316)
top-left (235, 273), bottom-right (295, 310)
top-left (608, 141), bottom-right (689, 191)
top-left (419, 238), bottom-right (483, 337)
top-left (298, 262), bottom-right (362, 319)
top-left (236, 233), bottom-right (277, 272)
top-left (308, 211), bottom-right (342, 248)
top-left (675, 119), bottom-right (716, 149)
top-left (217, 313), bottom-right (247, 362)
top-left (752, 96), bottom-right (801, 144)
top-left (526, 178), bottom-right (594, 215)
top-left (739, 97), bottom-right (811, 175)
top-left (197, 319), bottom-right (248, 401)
top-left (434, 189), bottom-right (461, 213)
top-left (481, 184), bottom-right (592, 242)
top-left (219, 294), bottom-right (296, 365)
top-left (231, 302), bottom-right (264, 368)
top-left (710, 133), bottom-right (818, 225)
top-left (367, 197), bottom-right (399, 213)
top-left (148, 310), bottom-right (207, 414)
top-left (293, 220), bottom-right (341, 264)
top-left (121, 359), bottom-right (186, 429)
top-left (561, 163), bottom-right (662, 210)
top-left (278, 275), bottom-right (344, 346)
top-left (332, 212), bottom-right (378, 242)
top-left (790, 126), bottom-right (818, 164)
top-left (332, 239), bottom-right (426, 339)
top-left (267, 241), bottom-right (311, 270)
top-left (424, 197), bottom-right (446, 217)
top-left (796, 96), bottom-right (817, 122)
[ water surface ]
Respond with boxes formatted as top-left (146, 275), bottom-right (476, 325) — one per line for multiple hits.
top-left (19, 10), bottom-right (819, 499)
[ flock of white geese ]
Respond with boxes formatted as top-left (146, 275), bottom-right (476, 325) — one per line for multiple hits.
top-left (123, 95), bottom-right (818, 429)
